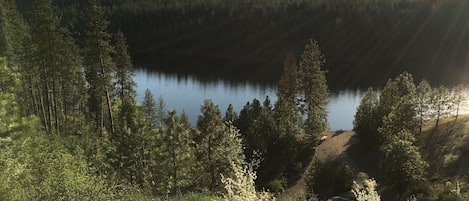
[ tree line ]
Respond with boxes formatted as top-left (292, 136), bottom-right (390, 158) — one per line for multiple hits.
top-left (353, 72), bottom-right (466, 200)
top-left (44, 0), bottom-right (469, 88)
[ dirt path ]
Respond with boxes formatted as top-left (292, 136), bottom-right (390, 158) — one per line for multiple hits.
top-left (279, 131), bottom-right (358, 200)
top-left (315, 130), bottom-right (355, 162)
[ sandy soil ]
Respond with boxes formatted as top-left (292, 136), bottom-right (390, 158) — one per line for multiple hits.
top-left (279, 130), bottom-right (362, 200)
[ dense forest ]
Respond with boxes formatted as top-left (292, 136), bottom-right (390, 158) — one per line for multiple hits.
top-left (16, 0), bottom-right (469, 88)
top-left (1, 0), bottom-right (469, 200)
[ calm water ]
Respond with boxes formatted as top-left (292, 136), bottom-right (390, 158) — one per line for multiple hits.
top-left (134, 70), bottom-right (364, 130)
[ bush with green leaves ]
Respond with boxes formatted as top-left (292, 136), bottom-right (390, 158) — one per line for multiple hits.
top-left (305, 160), bottom-right (354, 200)
top-left (0, 133), bottom-right (118, 200)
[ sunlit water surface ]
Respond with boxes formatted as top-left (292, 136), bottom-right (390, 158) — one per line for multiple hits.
top-left (134, 70), bottom-right (365, 130)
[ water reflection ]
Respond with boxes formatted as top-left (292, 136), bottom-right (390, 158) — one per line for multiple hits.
top-left (134, 69), bottom-right (364, 130)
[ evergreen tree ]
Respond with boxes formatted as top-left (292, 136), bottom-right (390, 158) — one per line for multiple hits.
top-left (0, 0), bottom-right (27, 66)
top-left (83, 0), bottom-right (116, 136)
top-left (353, 87), bottom-right (380, 144)
top-left (377, 72), bottom-right (416, 122)
top-left (113, 30), bottom-right (136, 101)
top-left (157, 110), bottom-right (196, 195)
top-left (379, 97), bottom-right (419, 145)
top-left (381, 135), bottom-right (428, 194)
top-left (297, 39), bottom-right (329, 138)
top-left (224, 104), bottom-right (238, 123)
top-left (278, 52), bottom-right (298, 103)
top-left (376, 72), bottom-right (417, 144)
top-left (275, 52), bottom-right (301, 139)
top-left (156, 96), bottom-right (167, 126)
top-left (195, 100), bottom-right (244, 192)
top-left (142, 89), bottom-right (157, 127)
top-left (113, 30), bottom-right (137, 130)
top-left (29, 0), bottom-right (86, 135)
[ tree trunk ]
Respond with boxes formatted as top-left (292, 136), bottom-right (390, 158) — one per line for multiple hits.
top-left (36, 80), bottom-right (49, 133)
top-left (45, 82), bottom-right (53, 134)
top-left (105, 87), bottom-right (114, 134)
top-left (52, 76), bottom-right (59, 135)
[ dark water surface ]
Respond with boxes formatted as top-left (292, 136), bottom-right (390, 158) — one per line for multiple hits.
top-left (134, 69), bottom-right (364, 130)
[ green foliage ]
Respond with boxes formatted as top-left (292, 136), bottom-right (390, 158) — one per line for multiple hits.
top-left (195, 100), bottom-right (245, 192)
top-left (142, 89), bottom-right (158, 126)
top-left (0, 133), bottom-right (117, 200)
top-left (278, 52), bottom-right (298, 103)
top-left (0, 0), bottom-right (28, 66)
top-left (114, 30), bottom-right (136, 100)
top-left (224, 104), bottom-right (238, 123)
top-left (265, 179), bottom-right (285, 193)
top-left (379, 98), bottom-right (419, 145)
top-left (305, 160), bottom-right (354, 200)
top-left (430, 86), bottom-right (452, 129)
top-left (28, 0), bottom-right (87, 135)
top-left (416, 80), bottom-right (432, 133)
top-left (83, 0), bottom-right (116, 135)
top-left (156, 110), bottom-right (196, 195)
top-left (297, 39), bottom-right (328, 138)
top-left (353, 87), bottom-right (380, 144)
top-left (378, 72), bottom-right (416, 123)
top-left (381, 137), bottom-right (428, 193)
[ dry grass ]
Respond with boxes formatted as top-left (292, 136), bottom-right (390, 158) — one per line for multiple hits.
top-left (420, 114), bottom-right (469, 179)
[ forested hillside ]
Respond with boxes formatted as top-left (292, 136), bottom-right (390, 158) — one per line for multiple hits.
top-left (1, 0), bottom-right (328, 199)
top-left (29, 0), bottom-right (469, 88)
top-left (2, 0), bottom-right (469, 200)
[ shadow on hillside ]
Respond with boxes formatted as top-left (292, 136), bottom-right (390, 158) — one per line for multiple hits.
top-left (421, 118), bottom-right (468, 178)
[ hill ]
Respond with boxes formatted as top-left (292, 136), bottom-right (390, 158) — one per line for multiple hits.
top-left (421, 115), bottom-right (469, 193)
top-left (280, 115), bottom-right (469, 200)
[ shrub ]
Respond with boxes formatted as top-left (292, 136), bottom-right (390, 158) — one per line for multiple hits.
top-left (306, 160), bottom-right (354, 200)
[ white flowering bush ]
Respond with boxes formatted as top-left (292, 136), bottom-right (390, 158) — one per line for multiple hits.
top-left (352, 178), bottom-right (381, 201)
top-left (221, 160), bottom-right (275, 201)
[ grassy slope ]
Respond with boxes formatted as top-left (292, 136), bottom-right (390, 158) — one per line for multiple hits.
top-left (421, 115), bottom-right (469, 189)
top-left (280, 115), bottom-right (469, 200)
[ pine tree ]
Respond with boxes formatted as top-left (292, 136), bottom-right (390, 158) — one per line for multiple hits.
top-left (142, 89), bottom-right (157, 127)
top-left (376, 72), bottom-right (417, 144)
top-left (157, 110), bottom-right (196, 195)
top-left (379, 97), bottom-right (419, 145)
top-left (0, 0), bottom-right (28, 66)
top-left (29, 0), bottom-right (86, 135)
top-left (113, 30), bottom-right (137, 130)
top-left (195, 100), bottom-right (244, 192)
top-left (83, 0), bottom-right (116, 136)
top-left (113, 30), bottom-right (136, 101)
top-left (378, 72), bottom-right (416, 123)
top-left (353, 87), bottom-right (380, 144)
top-left (278, 52), bottom-right (298, 103)
top-left (381, 135), bottom-right (428, 194)
top-left (297, 39), bottom-right (329, 138)
top-left (224, 104), bottom-right (238, 123)
top-left (275, 52), bottom-right (301, 139)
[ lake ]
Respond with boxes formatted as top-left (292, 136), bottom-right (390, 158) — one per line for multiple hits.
top-left (134, 69), bottom-right (364, 131)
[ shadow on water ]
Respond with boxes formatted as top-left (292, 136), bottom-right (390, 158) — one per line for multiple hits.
top-left (134, 69), bottom-right (366, 131)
